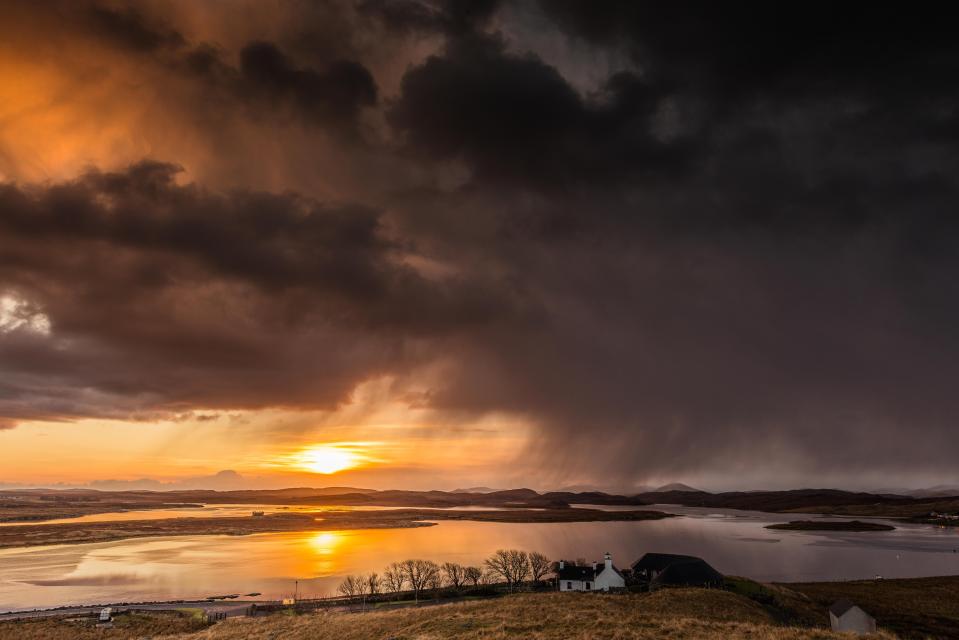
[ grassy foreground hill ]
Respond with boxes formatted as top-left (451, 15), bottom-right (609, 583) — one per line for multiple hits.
top-left (1, 590), bottom-right (898, 640)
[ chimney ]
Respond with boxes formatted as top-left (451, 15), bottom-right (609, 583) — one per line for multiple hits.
top-left (592, 560), bottom-right (597, 571)
top-left (605, 552), bottom-right (612, 571)
top-left (559, 560), bottom-right (564, 569)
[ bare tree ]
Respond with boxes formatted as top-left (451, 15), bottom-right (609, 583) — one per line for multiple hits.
top-left (337, 574), bottom-right (365, 609)
top-left (365, 572), bottom-right (381, 599)
top-left (528, 551), bottom-right (552, 584)
top-left (383, 563), bottom-right (405, 600)
top-left (442, 562), bottom-right (466, 589)
top-left (398, 559), bottom-right (440, 603)
top-left (484, 549), bottom-right (531, 592)
top-left (463, 566), bottom-right (483, 587)
top-left (428, 571), bottom-right (442, 591)
top-left (511, 551), bottom-right (531, 589)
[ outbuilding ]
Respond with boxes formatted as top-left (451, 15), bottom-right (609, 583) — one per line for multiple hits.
top-left (829, 600), bottom-right (877, 635)
top-left (631, 553), bottom-right (724, 588)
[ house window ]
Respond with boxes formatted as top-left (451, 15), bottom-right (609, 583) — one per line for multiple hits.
top-left (566, 582), bottom-right (572, 590)
top-left (585, 582), bottom-right (591, 590)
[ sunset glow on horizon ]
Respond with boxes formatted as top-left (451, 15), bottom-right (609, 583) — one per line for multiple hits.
top-left (288, 444), bottom-right (369, 475)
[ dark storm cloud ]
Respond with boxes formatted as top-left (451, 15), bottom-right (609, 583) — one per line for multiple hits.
top-left (0, 162), bottom-right (525, 423)
top-left (161, 39), bottom-right (379, 134)
top-left (175, 40), bottom-right (379, 135)
top-left (360, 0), bottom-right (501, 36)
top-left (389, 33), bottom-right (687, 189)
top-left (379, 1), bottom-right (959, 484)
top-left (537, 2), bottom-right (958, 101)
top-left (0, 1), bottom-right (379, 135)
top-left (2, 0), bottom-right (959, 487)
top-left (84, 4), bottom-right (186, 53)
top-left (236, 41), bottom-right (377, 129)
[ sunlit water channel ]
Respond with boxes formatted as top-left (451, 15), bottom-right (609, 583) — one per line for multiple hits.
top-left (2, 504), bottom-right (958, 611)
top-left (0, 503), bottom-right (505, 527)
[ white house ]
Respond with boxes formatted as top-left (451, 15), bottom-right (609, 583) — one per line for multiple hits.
top-left (96, 607), bottom-right (114, 629)
top-left (557, 552), bottom-right (626, 592)
top-left (829, 600), bottom-right (877, 635)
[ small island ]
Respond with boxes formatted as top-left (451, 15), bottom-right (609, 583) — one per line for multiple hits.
top-left (765, 519), bottom-right (895, 532)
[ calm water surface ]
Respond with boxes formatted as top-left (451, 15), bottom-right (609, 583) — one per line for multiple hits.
top-left (0, 503), bottom-right (504, 527)
top-left (2, 504), bottom-right (958, 611)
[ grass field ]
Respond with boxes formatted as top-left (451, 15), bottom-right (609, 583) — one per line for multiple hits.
top-left (5, 576), bottom-right (958, 639)
top-left (0, 590), bottom-right (897, 640)
top-left (160, 591), bottom-right (876, 640)
top-left (0, 610), bottom-right (208, 640)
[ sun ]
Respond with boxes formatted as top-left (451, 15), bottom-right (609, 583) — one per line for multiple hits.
top-left (297, 445), bottom-right (359, 474)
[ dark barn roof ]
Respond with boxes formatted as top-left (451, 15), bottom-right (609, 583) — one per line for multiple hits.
top-left (652, 558), bottom-right (723, 587)
top-left (631, 553), bottom-right (700, 573)
top-left (631, 553), bottom-right (724, 587)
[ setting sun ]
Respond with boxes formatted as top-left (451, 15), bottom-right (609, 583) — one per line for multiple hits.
top-left (296, 445), bottom-right (361, 474)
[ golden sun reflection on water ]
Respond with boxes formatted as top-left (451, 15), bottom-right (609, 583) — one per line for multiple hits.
top-left (304, 531), bottom-right (346, 575)
top-left (308, 531), bottom-right (343, 556)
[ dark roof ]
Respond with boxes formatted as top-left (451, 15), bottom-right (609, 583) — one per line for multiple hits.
top-left (632, 553), bottom-right (700, 572)
top-left (652, 558), bottom-right (723, 587)
top-left (557, 564), bottom-right (595, 581)
top-left (829, 599), bottom-right (858, 617)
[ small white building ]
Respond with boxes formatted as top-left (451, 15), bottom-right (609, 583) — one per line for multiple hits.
top-left (557, 552), bottom-right (625, 592)
top-left (829, 600), bottom-right (877, 635)
top-left (96, 607), bottom-right (114, 629)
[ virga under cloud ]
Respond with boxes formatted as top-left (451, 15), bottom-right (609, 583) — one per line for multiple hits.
top-left (1, 0), bottom-right (958, 489)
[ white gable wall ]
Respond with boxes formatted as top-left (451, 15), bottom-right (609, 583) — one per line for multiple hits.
top-left (830, 607), bottom-right (877, 635)
top-left (593, 569), bottom-right (625, 591)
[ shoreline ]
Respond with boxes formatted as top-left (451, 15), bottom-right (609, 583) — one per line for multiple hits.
top-left (0, 508), bottom-right (674, 550)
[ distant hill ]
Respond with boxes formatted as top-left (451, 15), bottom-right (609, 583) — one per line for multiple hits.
top-left (654, 483), bottom-right (705, 493)
top-left (0, 486), bottom-right (645, 510)
top-left (556, 484), bottom-right (608, 493)
top-left (905, 485), bottom-right (959, 498)
top-left (633, 488), bottom-right (946, 514)
top-left (451, 487), bottom-right (496, 493)
top-left (543, 490), bottom-right (650, 506)
top-left (8, 485), bottom-right (958, 517)
top-left (558, 483), bottom-right (705, 495)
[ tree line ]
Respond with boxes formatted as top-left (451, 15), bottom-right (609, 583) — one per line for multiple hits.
top-left (337, 549), bottom-right (552, 604)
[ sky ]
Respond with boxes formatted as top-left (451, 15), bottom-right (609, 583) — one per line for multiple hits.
top-left (1, 1), bottom-right (958, 492)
